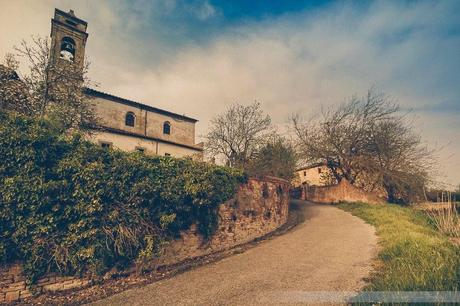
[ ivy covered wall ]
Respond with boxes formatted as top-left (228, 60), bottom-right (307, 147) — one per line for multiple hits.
top-left (0, 111), bottom-right (245, 283)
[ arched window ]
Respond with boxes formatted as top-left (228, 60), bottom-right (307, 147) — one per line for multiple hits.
top-left (125, 112), bottom-right (135, 127)
top-left (163, 121), bottom-right (171, 135)
top-left (60, 37), bottom-right (76, 62)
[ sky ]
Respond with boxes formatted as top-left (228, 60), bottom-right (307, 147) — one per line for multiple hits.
top-left (1, 0), bottom-right (459, 188)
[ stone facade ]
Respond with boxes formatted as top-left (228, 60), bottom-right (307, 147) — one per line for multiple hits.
top-left (0, 177), bottom-right (290, 303)
top-left (301, 179), bottom-right (384, 204)
top-left (48, 9), bottom-right (202, 159)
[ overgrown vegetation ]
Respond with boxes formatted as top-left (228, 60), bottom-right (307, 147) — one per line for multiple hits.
top-left (205, 102), bottom-right (273, 168)
top-left (339, 203), bottom-right (459, 291)
top-left (205, 102), bottom-right (297, 180)
top-left (0, 110), bottom-right (245, 283)
top-left (246, 136), bottom-right (297, 180)
top-left (1, 36), bottom-right (99, 133)
top-left (293, 89), bottom-right (435, 204)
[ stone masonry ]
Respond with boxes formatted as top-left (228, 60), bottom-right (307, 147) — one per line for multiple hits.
top-left (0, 177), bottom-right (290, 303)
top-left (160, 176), bottom-right (290, 265)
top-left (301, 179), bottom-right (384, 204)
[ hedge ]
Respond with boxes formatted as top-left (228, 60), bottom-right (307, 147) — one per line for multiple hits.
top-left (0, 111), bottom-right (245, 282)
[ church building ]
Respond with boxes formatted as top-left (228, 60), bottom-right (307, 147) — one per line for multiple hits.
top-left (50, 8), bottom-right (203, 158)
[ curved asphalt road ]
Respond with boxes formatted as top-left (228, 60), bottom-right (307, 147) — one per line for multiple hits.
top-left (90, 201), bottom-right (377, 305)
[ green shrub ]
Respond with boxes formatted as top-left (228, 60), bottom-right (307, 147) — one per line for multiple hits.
top-left (246, 136), bottom-right (297, 180)
top-left (0, 111), bottom-right (245, 282)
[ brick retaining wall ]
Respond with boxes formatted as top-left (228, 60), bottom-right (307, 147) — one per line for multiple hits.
top-left (0, 264), bottom-right (91, 303)
top-left (0, 176), bottom-right (290, 303)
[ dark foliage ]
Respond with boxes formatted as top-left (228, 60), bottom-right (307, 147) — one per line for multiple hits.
top-left (246, 137), bottom-right (297, 180)
top-left (0, 111), bottom-right (245, 282)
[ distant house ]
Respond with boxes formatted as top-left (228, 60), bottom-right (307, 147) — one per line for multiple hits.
top-left (294, 163), bottom-right (332, 187)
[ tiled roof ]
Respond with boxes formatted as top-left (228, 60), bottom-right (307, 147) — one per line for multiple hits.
top-left (0, 65), bottom-right (20, 81)
top-left (296, 162), bottom-right (328, 171)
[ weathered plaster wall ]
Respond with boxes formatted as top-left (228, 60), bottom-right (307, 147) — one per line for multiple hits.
top-left (302, 179), bottom-right (384, 204)
top-left (295, 165), bottom-right (330, 187)
top-left (92, 96), bottom-right (196, 146)
top-left (90, 130), bottom-right (202, 158)
top-left (0, 177), bottom-right (290, 303)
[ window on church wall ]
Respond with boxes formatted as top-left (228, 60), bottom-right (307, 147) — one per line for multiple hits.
top-left (60, 37), bottom-right (76, 62)
top-left (99, 141), bottom-right (112, 149)
top-left (163, 121), bottom-right (171, 135)
top-left (125, 112), bottom-right (135, 127)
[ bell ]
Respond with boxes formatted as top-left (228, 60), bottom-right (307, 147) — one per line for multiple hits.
top-left (62, 42), bottom-right (74, 53)
top-left (60, 50), bottom-right (74, 61)
top-left (60, 38), bottom-right (75, 61)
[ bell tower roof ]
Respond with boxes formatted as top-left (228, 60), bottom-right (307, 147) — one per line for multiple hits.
top-left (51, 8), bottom-right (88, 36)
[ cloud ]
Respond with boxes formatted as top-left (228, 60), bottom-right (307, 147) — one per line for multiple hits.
top-left (0, 0), bottom-right (459, 186)
top-left (194, 1), bottom-right (218, 20)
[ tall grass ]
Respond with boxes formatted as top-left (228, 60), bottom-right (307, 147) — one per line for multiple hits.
top-left (427, 207), bottom-right (460, 238)
top-left (339, 203), bottom-right (460, 291)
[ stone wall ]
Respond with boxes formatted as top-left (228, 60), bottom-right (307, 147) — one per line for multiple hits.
top-left (0, 264), bottom-right (91, 303)
top-left (301, 179), bottom-right (384, 204)
top-left (160, 176), bottom-right (290, 265)
top-left (0, 177), bottom-right (289, 303)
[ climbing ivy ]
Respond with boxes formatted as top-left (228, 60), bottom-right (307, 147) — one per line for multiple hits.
top-left (0, 111), bottom-right (245, 282)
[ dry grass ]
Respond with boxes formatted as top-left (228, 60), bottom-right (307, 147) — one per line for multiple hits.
top-left (339, 202), bottom-right (459, 291)
top-left (427, 207), bottom-right (460, 238)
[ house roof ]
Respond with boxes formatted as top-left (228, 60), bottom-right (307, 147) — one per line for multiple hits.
top-left (296, 162), bottom-right (328, 172)
top-left (0, 65), bottom-right (20, 81)
top-left (85, 88), bottom-right (198, 123)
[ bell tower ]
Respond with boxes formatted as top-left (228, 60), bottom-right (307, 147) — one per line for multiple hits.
top-left (49, 9), bottom-right (88, 70)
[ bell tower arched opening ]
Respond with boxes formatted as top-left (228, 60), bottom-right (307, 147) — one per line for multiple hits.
top-left (60, 37), bottom-right (76, 62)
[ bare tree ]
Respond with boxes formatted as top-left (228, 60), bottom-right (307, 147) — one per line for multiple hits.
top-left (365, 117), bottom-right (435, 203)
top-left (1, 36), bottom-right (98, 132)
top-left (205, 102), bottom-right (272, 168)
top-left (293, 89), bottom-right (435, 204)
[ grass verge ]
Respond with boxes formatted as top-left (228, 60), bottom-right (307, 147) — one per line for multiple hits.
top-left (338, 202), bottom-right (459, 291)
